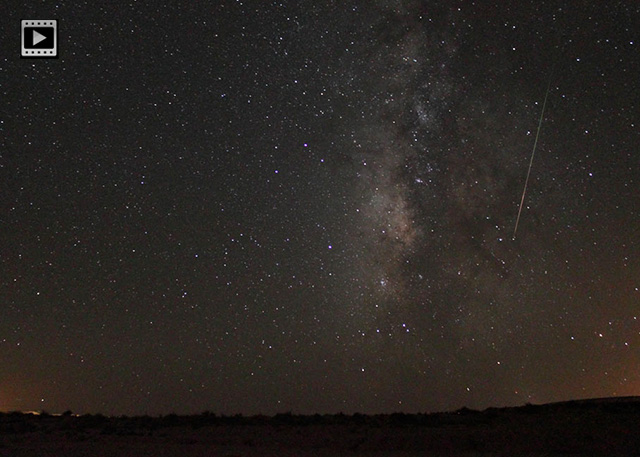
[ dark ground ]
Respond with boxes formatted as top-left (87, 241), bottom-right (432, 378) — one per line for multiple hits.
top-left (2, 397), bottom-right (640, 456)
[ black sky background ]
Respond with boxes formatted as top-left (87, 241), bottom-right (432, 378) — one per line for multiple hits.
top-left (1, 1), bottom-right (639, 415)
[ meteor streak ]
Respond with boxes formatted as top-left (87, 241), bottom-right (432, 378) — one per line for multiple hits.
top-left (513, 71), bottom-right (554, 240)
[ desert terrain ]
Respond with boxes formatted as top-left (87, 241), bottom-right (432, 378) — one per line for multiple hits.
top-left (2, 397), bottom-right (640, 456)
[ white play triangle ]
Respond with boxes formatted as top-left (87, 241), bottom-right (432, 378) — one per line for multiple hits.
top-left (33, 30), bottom-right (47, 45)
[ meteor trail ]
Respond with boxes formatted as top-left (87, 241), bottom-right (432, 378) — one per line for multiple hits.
top-left (513, 71), bottom-right (554, 240)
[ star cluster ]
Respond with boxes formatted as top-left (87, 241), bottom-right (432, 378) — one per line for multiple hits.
top-left (1, 1), bottom-right (639, 415)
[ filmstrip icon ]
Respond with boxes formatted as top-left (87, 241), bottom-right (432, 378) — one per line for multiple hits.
top-left (21, 20), bottom-right (58, 58)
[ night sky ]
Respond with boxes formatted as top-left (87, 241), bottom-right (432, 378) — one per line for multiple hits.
top-left (1, 1), bottom-right (639, 416)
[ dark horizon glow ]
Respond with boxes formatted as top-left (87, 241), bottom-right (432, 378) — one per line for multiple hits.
top-left (1, 1), bottom-right (639, 416)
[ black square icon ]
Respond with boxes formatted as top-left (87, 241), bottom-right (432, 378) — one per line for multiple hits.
top-left (21, 20), bottom-right (58, 58)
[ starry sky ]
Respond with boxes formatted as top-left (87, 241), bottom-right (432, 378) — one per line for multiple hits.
top-left (1, 1), bottom-right (639, 416)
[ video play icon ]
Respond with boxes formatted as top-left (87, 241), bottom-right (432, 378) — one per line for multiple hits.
top-left (21, 20), bottom-right (58, 58)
